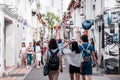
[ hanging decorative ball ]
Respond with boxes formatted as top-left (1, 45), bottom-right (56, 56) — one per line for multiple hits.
top-left (82, 20), bottom-right (92, 30)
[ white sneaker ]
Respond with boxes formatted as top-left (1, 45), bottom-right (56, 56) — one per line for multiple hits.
top-left (62, 65), bottom-right (66, 68)
top-left (36, 66), bottom-right (40, 68)
top-left (26, 66), bottom-right (31, 69)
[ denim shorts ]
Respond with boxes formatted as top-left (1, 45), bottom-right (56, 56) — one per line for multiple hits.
top-left (81, 61), bottom-right (92, 75)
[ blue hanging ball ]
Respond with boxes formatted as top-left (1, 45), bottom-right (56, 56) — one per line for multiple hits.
top-left (82, 20), bottom-right (92, 30)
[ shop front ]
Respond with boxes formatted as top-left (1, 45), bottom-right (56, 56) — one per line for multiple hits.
top-left (101, 8), bottom-right (120, 73)
top-left (0, 5), bottom-right (17, 77)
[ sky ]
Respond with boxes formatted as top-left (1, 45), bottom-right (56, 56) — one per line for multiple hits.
top-left (40, 0), bottom-right (71, 12)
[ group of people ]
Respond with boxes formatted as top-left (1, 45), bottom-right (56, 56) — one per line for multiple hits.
top-left (19, 42), bottom-right (42, 69)
top-left (45, 35), bottom-right (97, 80)
top-left (18, 34), bottom-right (96, 80)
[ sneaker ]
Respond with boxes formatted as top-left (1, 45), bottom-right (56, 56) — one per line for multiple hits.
top-left (36, 66), bottom-right (40, 68)
top-left (26, 66), bottom-right (31, 69)
top-left (62, 65), bottom-right (66, 68)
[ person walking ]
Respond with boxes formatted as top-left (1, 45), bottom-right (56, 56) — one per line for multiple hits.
top-left (19, 42), bottom-right (27, 68)
top-left (79, 35), bottom-right (96, 80)
top-left (89, 38), bottom-right (95, 50)
top-left (58, 39), bottom-right (66, 67)
top-left (62, 41), bottom-right (82, 80)
top-left (35, 44), bottom-right (41, 68)
top-left (45, 38), bottom-right (63, 80)
top-left (26, 42), bottom-right (34, 69)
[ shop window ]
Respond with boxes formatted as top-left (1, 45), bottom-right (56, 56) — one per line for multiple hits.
top-left (109, 24), bottom-right (115, 33)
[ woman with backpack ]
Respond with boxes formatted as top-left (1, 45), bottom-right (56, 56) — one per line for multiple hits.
top-left (62, 40), bottom-right (82, 80)
top-left (79, 35), bottom-right (96, 80)
top-left (45, 38), bottom-right (63, 80)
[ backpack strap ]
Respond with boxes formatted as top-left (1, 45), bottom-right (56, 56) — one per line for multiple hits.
top-left (80, 44), bottom-right (85, 50)
top-left (49, 49), bottom-right (59, 56)
top-left (86, 44), bottom-right (90, 50)
top-left (80, 43), bottom-right (90, 50)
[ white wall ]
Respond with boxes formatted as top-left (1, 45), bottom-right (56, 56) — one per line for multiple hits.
top-left (17, 0), bottom-right (32, 46)
top-left (104, 0), bottom-right (118, 9)
top-left (86, 0), bottom-right (93, 19)
top-left (4, 16), bottom-right (16, 66)
top-left (0, 11), bottom-right (4, 77)
top-left (95, 0), bottom-right (102, 16)
top-left (15, 22), bottom-right (22, 64)
top-left (75, 8), bottom-right (81, 27)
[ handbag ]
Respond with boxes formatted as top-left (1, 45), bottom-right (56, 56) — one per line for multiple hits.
top-left (43, 62), bottom-right (49, 76)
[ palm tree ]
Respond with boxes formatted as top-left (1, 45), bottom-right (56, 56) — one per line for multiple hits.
top-left (42, 12), bottom-right (61, 38)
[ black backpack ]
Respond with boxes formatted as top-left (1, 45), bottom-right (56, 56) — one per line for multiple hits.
top-left (48, 49), bottom-right (59, 70)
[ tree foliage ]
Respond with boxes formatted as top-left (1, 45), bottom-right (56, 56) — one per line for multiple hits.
top-left (41, 12), bottom-right (61, 29)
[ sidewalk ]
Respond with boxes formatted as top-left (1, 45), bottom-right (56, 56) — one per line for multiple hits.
top-left (0, 64), bottom-right (35, 80)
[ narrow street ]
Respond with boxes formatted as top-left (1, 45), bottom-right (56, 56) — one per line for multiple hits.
top-left (0, 61), bottom-right (120, 80)
top-left (0, 0), bottom-right (120, 80)
top-left (25, 65), bottom-right (70, 80)
top-left (24, 62), bottom-right (120, 80)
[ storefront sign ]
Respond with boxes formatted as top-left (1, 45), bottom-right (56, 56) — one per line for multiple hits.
top-left (82, 20), bottom-right (92, 30)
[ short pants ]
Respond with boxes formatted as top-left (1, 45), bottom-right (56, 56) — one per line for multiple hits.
top-left (81, 61), bottom-right (92, 75)
top-left (69, 64), bottom-right (80, 74)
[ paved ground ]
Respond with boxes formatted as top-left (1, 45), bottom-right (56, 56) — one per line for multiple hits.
top-left (0, 64), bottom-right (35, 80)
top-left (25, 65), bottom-right (70, 80)
top-left (25, 61), bottom-right (120, 80)
top-left (25, 66), bottom-right (120, 80)
top-left (0, 63), bottom-right (120, 80)
top-left (0, 68), bottom-right (27, 80)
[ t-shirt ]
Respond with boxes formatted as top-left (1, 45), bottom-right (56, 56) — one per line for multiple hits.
top-left (21, 47), bottom-right (26, 54)
top-left (27, 47), bottom-right (34, 54)
top-left (46, 48), bottom-right (61, 58)
top-left (63, 48), bottom-right (82, 67)
top-left (36, 46), bottom-right (41, 53)
top-left (79, 43), bottom-right (94, 53)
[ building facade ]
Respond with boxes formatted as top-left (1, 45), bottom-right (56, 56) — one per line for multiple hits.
top-left (0, 0), bottom-right (33, 77)
top-left (65, 0), bottom-right (120, 71)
